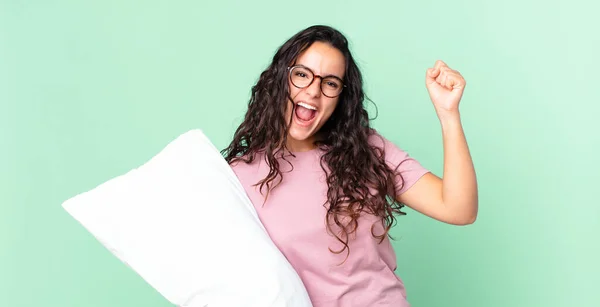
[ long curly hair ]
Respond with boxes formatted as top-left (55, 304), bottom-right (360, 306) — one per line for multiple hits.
top-left (221, 25), bottom-right (406, 262)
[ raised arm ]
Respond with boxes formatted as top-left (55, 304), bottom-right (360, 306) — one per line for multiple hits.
top-left (397, 60), bottom-right (478, 225)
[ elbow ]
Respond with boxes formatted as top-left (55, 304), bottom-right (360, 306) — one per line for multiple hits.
top-left (462, 213), bottom-right (477, 225)
top-left (460, 198), bottom-right (479, 225)
top-left (441, 197), bottom-right (479, 225)
top-left (453, 205), bottom-right (478, 226)
top-left (454, 214), bottom-right (477, 226)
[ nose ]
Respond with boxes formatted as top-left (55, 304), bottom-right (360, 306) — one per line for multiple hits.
top-left (305, 76), bottom-right (322, 98)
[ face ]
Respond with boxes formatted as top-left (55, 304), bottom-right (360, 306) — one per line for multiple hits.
top-left (285, 41), bottom-right (346, 152)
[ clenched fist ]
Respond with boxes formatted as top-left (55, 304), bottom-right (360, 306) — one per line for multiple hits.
top-left (426, 60), bottom-right (467, 115)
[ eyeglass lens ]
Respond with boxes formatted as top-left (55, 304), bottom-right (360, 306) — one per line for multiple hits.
top-left (289, 66), bottom-right (343, 97)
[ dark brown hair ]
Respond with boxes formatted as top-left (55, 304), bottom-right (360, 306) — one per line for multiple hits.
top-left (221, 25), bottom-right (406, 263)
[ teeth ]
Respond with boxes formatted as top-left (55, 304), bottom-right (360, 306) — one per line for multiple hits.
top-left (297, 102), bottom-right (317, 111)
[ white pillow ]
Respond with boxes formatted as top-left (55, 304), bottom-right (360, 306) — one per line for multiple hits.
top-left (62, 129), bottom-right (313, 307)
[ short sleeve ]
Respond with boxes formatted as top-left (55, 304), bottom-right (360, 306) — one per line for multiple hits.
top-left (368, 130), bottom-right (430, 195)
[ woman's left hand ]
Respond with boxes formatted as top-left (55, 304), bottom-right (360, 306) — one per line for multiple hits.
top-left (425, 60), bottom-right (466, 116)
top-left (398, 60), bottom-right (478, 226)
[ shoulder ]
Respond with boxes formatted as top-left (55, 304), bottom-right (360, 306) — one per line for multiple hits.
top-left (228, 152), bottom-right (263, 173)
top-left (366, 128), bottom-right (430, 191)
top-left (366, 128), bottom-right (409, 162)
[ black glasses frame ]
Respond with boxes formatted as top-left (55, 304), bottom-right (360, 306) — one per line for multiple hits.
top-left (287, 65), bottom-right (346, 98)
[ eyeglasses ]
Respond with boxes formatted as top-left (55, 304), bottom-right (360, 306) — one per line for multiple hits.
top-left (287, 65), bottom-right (346, 98)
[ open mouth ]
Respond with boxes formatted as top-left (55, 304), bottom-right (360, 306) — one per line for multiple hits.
top-left (294, 102), bottom-right (318, 126)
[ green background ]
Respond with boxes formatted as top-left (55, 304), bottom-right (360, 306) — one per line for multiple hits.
top-left (2, 0), bottom-right (598, 306)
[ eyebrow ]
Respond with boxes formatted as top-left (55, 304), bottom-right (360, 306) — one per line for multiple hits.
top-left (296, 64), bottom-right (344, 81)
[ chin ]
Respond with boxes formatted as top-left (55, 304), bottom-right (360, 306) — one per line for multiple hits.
top-left (288, 126), bottom-right (314, 142)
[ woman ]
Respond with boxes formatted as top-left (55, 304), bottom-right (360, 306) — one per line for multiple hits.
top-left (222, 25), bottom-right (478, 307)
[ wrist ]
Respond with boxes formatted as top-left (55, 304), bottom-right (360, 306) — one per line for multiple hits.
top-left (436, 109), bottom-right (461, 126)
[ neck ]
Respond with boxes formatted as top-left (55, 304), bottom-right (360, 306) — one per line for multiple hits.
top-left (286, 136), bottom-right (316, 153)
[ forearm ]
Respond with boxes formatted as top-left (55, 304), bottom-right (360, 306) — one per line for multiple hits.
top-left (439, 111), bottom-right (478, 223)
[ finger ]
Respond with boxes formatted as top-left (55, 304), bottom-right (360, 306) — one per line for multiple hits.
top-left (445, 75), bottom-right (456, 89)
top-left (434, 60), bottom-right (447, 71)
top-left (440, 68), bottom-right (453, 87)
top-left (436, 71), bottom-right (446, 87)
top-left (446, 73), bottom-right (465, 89)
top-left (426, 67), bottom-right (439, 84)
top-left (440, 66), bottom-right (452, 72)
top-left (427, 67), bottom-right (439, 78)
top-left (444, 75), bottom-right (453, 90)
top-left (447, 69), bottom-right (461, 77)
